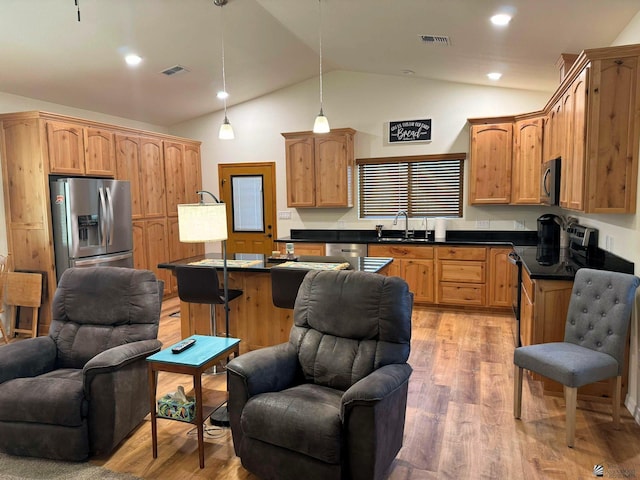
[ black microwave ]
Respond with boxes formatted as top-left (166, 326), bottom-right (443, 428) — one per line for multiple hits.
top-left (541, 157), bottom-right (561, 205)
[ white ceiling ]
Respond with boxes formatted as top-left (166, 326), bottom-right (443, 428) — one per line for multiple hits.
top-left (0, 0), bottom-right (638, 127)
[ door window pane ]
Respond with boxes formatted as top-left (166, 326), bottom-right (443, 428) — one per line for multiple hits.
top-left (231, 175), bottom-right (264, 232)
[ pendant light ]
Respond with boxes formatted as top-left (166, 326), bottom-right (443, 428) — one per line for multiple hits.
top-left (215, 0), bottom-right (234, 140)
top-left (313, 0), bottom-right (330, 133)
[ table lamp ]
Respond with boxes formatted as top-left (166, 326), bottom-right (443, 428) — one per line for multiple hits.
top-left (177, 191), bottom-right (230, 338)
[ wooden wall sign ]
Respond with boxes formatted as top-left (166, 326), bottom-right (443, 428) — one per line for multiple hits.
top-left (389, 119), bottom-right (432, 143)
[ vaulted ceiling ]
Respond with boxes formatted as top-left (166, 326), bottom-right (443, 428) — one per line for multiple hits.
top-left (1, 0), bottom-right (638, 126)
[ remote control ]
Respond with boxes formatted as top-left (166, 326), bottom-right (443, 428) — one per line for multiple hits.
top-left (171, 338), bottom-right (196, 354)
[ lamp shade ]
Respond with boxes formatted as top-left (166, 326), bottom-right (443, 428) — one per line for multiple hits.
top-left (177, 203), bottom-right (228, 242)
top-left (313, 113), bottom-right (330, 133)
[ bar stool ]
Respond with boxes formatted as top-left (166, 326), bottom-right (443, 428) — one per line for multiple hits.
top-left (175, 265), bottom-right (243, 337)
top-left (270, 267), bottom-right (310, 309)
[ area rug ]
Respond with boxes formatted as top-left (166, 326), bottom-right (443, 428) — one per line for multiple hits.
top-left (0, 453), bottom-right (141, 480)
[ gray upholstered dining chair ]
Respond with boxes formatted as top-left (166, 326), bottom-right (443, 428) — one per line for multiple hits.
top-left (514, 268), bottom-right (639, 447)
top-left (227, 269), bottom-right (413, 480)
top-left (0, 267), bottom-right (164, 461)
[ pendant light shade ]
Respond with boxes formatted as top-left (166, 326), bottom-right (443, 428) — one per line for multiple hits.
top-left (216, 0), bottom-right (234, 140)
top-left (312, 0), bottom-right (330, 133)
top-left (219, 115), bottom-right (235, 139)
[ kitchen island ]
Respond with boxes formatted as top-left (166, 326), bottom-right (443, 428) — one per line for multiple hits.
top-left (158, 253), bottom-right (392, 352)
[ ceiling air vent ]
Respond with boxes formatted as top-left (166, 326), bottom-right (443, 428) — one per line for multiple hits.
top-left (419, 35), bottom-right (451, 46)
top-left (160, 65), bottom-right (190, 76)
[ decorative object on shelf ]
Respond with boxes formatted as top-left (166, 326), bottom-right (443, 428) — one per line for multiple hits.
top-left (312, 0), bottom-right (330, 133)
top-left (215, 0), bottom-right (234, 140)
top-left (388, 119), bottom-right (432, 143)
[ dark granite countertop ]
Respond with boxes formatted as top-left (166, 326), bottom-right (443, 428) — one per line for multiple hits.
top-left (158, 253), bottom-right (392, 274)
top-left (278, 229), bottom-right (538, 246)
top-left (515, 246), bottom-right (634, 280)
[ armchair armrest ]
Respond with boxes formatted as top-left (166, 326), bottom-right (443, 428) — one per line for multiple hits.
top-left (341, 363), bottom-right (413, 416)
top-left (0, 336), bottom-right (56, 384)
top-left (83, 339), bottom-right (161, 393)
top-left (226, 342), bottom-right (300, 397)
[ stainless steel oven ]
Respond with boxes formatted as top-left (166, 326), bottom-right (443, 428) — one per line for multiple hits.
top-left (508, 250), bottom-right (522, 347)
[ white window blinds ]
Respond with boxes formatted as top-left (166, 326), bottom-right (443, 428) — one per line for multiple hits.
top-left (357, 153), bottom-right (465, 218)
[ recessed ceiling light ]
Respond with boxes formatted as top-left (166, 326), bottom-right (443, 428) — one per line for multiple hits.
top-left (217, 90), bottom-right (229, 100)
top-left (487, 72), bottom-right (502, 80)
top-left (401, 69), bottom-right (415, 75)
top-left (490, 14), bottom-right (511, 26)
top-left (125, 54), bottom-right (142, 66)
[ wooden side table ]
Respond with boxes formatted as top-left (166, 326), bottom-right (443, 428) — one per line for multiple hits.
top-left (146, 335), bottom-right (241, 469)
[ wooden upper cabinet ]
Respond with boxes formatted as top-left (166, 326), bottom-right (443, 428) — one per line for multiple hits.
top-left (140, 137), bottom-right (167, 218)
top-left (46, 120), bottom-right (85, 175)
top-left (282, 128), bottom-right (356, 208)
top-left (183, 143), bottom-right (203, 205)
top-left (512, 117), bottom-right (543, 204)
top-left (284, 137), bottom-right (315, 207)
top-left (46, 121), bottom-right (115, 176)
top-left (84, 128), bottom-right (115, 176)
top-left (469, 122), bottom-right (513, 204)
top-left (164, 142), bottom-right (188, 216)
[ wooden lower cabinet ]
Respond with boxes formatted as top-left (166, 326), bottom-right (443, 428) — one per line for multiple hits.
top-left (488, 247), bottom-right (512, 308)
top-left (436, 246), bottom-right (486, 306)
top-left (368, 244), bottom-right (434, 304)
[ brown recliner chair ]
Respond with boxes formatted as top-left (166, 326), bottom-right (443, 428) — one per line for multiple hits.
top-left (227, 270), bottom-right (413, 480)
top-left (0, 267), bottom-right (164, 461)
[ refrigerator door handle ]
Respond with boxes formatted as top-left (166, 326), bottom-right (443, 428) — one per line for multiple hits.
top-left (105, 186), bottom-right (114, 246)
top-left (73, 252), bottom-right (133, 267)
top-left (98, 186), bottom-right (108, 247)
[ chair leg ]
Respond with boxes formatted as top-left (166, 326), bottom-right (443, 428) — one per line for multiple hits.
top-left (0, 316), bottom-right (8, 344)
top-left (613, 376), bottom-right (622, 428)
top-left (564, 386), bottom-right (577, 448)
top-left (514, 365), bottom-right (523, 419)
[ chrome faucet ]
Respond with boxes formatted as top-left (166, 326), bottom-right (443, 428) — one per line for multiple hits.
top-left (393, 210), bottom-right (409, 238)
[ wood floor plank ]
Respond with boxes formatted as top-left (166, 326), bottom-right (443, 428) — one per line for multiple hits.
top-left (93, 298), bottom-right (640, 479)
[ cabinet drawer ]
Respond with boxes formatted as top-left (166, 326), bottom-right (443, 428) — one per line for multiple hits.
top-left (438, 260), bottom-right (485, 283)
top-left (368, 244), bottom-right (433, 259)
top-left (438, 283), bottom-right (486, 306)
top-left (436, 246), bottom-right (486, 261)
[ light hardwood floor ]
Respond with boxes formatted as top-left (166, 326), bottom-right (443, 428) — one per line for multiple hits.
top-left (93, 297), bottom-right (640, 479)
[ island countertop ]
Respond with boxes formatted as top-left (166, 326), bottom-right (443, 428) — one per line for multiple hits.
top-left (158, 253), bottom-right (393, 274)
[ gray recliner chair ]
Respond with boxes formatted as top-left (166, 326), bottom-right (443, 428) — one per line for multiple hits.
top-left (514, 268), bottom-right (640, 447)
top-left (0, 267), bottom-right (164, 461)
top-left (227, 270), bottom-right (413, 480)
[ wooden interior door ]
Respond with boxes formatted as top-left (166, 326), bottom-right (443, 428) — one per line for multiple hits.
top-left (218, 163), bottom-right (277, 256)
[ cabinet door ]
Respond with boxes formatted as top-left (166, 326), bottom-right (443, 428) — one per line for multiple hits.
top-left (183, 144), bottom-right (202, 204)
top-left (469, 122), bottom-right (513, 204)
top-left (314, 133), bottom-right (353, 207)
top-left (488, 247), bottom-right (511, 307)
top-left (84, 128), bottom-right (115, 176)
top-left (46, 120), bottom-right (85, 175)
top-left (164, 141), bottom-right (187, 216)
top-left (145, 219), bottom-right (172, 296)
top-left (561, 68), bottom-right (588, 210)
top-left (132, 220), bottom-right (147, 270)
top-left (285, 137), bottom-right (315, 207)
top-left (402, 259), bottom-right (434, 303)
top-left (115, 135), bottom-right (144, 220)
top-left (512, 118), bottom-right (543, 204)
top-left (140, 137), bottom-right (166, 218)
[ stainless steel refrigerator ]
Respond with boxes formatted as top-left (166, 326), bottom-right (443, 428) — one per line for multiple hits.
top-left (50, 177), bottom-right (133, 281)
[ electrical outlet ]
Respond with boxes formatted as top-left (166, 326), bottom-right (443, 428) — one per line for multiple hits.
top-left (514, 220), bottom-right (525, 230)
top-left (277, 211), bottom-right (291, 220)
top-left (337, 220), bottom-right (345, 229)
top-left (476, 220), bottom-right (490, 229)
top-left (605, 235), bottom-right (614, 251)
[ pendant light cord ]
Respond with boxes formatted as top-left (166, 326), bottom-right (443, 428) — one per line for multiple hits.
top-left (220, 5), bottom-right (229, 119)
top-left (318, 0), bottom-right (324, 113)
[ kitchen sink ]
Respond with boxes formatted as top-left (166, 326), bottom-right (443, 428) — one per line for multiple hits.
top-left (377, 237), bottom-right (431, 243)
